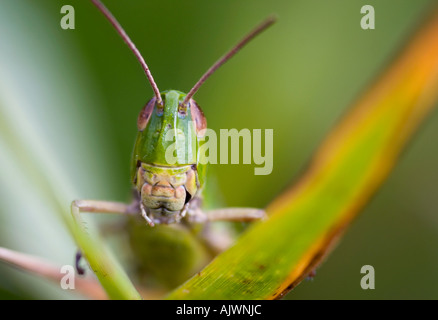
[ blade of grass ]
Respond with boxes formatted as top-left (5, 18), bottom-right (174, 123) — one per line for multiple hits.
top-left (167, 8), bottom-right (438, 299)
top-left (0, 100), bottom-right (141, 300)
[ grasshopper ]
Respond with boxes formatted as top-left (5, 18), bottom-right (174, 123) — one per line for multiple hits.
top-left (72, 0), bottom-right (274, 286)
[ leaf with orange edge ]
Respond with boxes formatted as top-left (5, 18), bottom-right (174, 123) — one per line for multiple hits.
top-left (167, 8), bottom-right (438, 299)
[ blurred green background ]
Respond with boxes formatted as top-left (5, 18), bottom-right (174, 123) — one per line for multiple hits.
top-left (0, 0), bottom-right (437, 299)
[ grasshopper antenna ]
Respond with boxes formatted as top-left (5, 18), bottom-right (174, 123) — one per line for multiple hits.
top-left (182, 15), bottom-right (276, 106)
top-left (91, 0), bottom-right (162, 105)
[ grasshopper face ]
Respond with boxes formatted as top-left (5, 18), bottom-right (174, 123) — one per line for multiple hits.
top-left (131, 90), bottom-right (207, 224)
top-left (135, 163), bottom-right (198, 223)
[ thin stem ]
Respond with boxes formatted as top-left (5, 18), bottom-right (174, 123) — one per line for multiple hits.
top-left (91, 0), bottom-right (162, 104)
top-left (182, 15), bottom-right (276, 105)
top-left (0, 247), bottom-right (107, 299)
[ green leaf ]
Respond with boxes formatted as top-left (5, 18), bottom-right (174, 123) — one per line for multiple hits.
top-left (167, 9), bottom-right (438, 299)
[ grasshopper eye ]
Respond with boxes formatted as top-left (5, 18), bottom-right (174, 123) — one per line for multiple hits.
top-left (190, 100), bottom-right (207, 138)
top-left (137, 97), bottom-right (156, 131)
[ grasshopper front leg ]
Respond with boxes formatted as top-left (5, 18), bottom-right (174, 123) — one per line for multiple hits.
top-left (204, 208), bottom-right (266, 222)
top-left (189, 207), bottom-right (266, 224)
top-left (71, 199), bottom-right (140, 274)
top-left (188, 207), bottom-right (267, 253)
top-left (71, 199), bottom-right (139, 220)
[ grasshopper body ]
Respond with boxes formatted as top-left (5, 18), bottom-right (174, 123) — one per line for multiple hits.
top-left (72, 0), bottom-right (273, 288)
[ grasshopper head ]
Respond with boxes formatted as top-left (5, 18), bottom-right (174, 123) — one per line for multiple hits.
top-left (91, 0), bottom-right (274, 225)
top-left (130, 90), bottom-right (206, 223)
top-left (131, 90), bottom-right (206, 170)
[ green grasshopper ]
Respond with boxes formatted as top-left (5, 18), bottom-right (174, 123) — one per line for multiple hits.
top-left (73, 0), bottom-right (274, 287)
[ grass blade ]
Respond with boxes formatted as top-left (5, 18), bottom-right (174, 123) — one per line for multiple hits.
top-left (167, 8), bottom-right (438, 299)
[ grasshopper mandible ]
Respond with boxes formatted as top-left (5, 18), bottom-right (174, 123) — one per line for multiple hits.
top-left (72, 0), bottom-right (274, 282)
